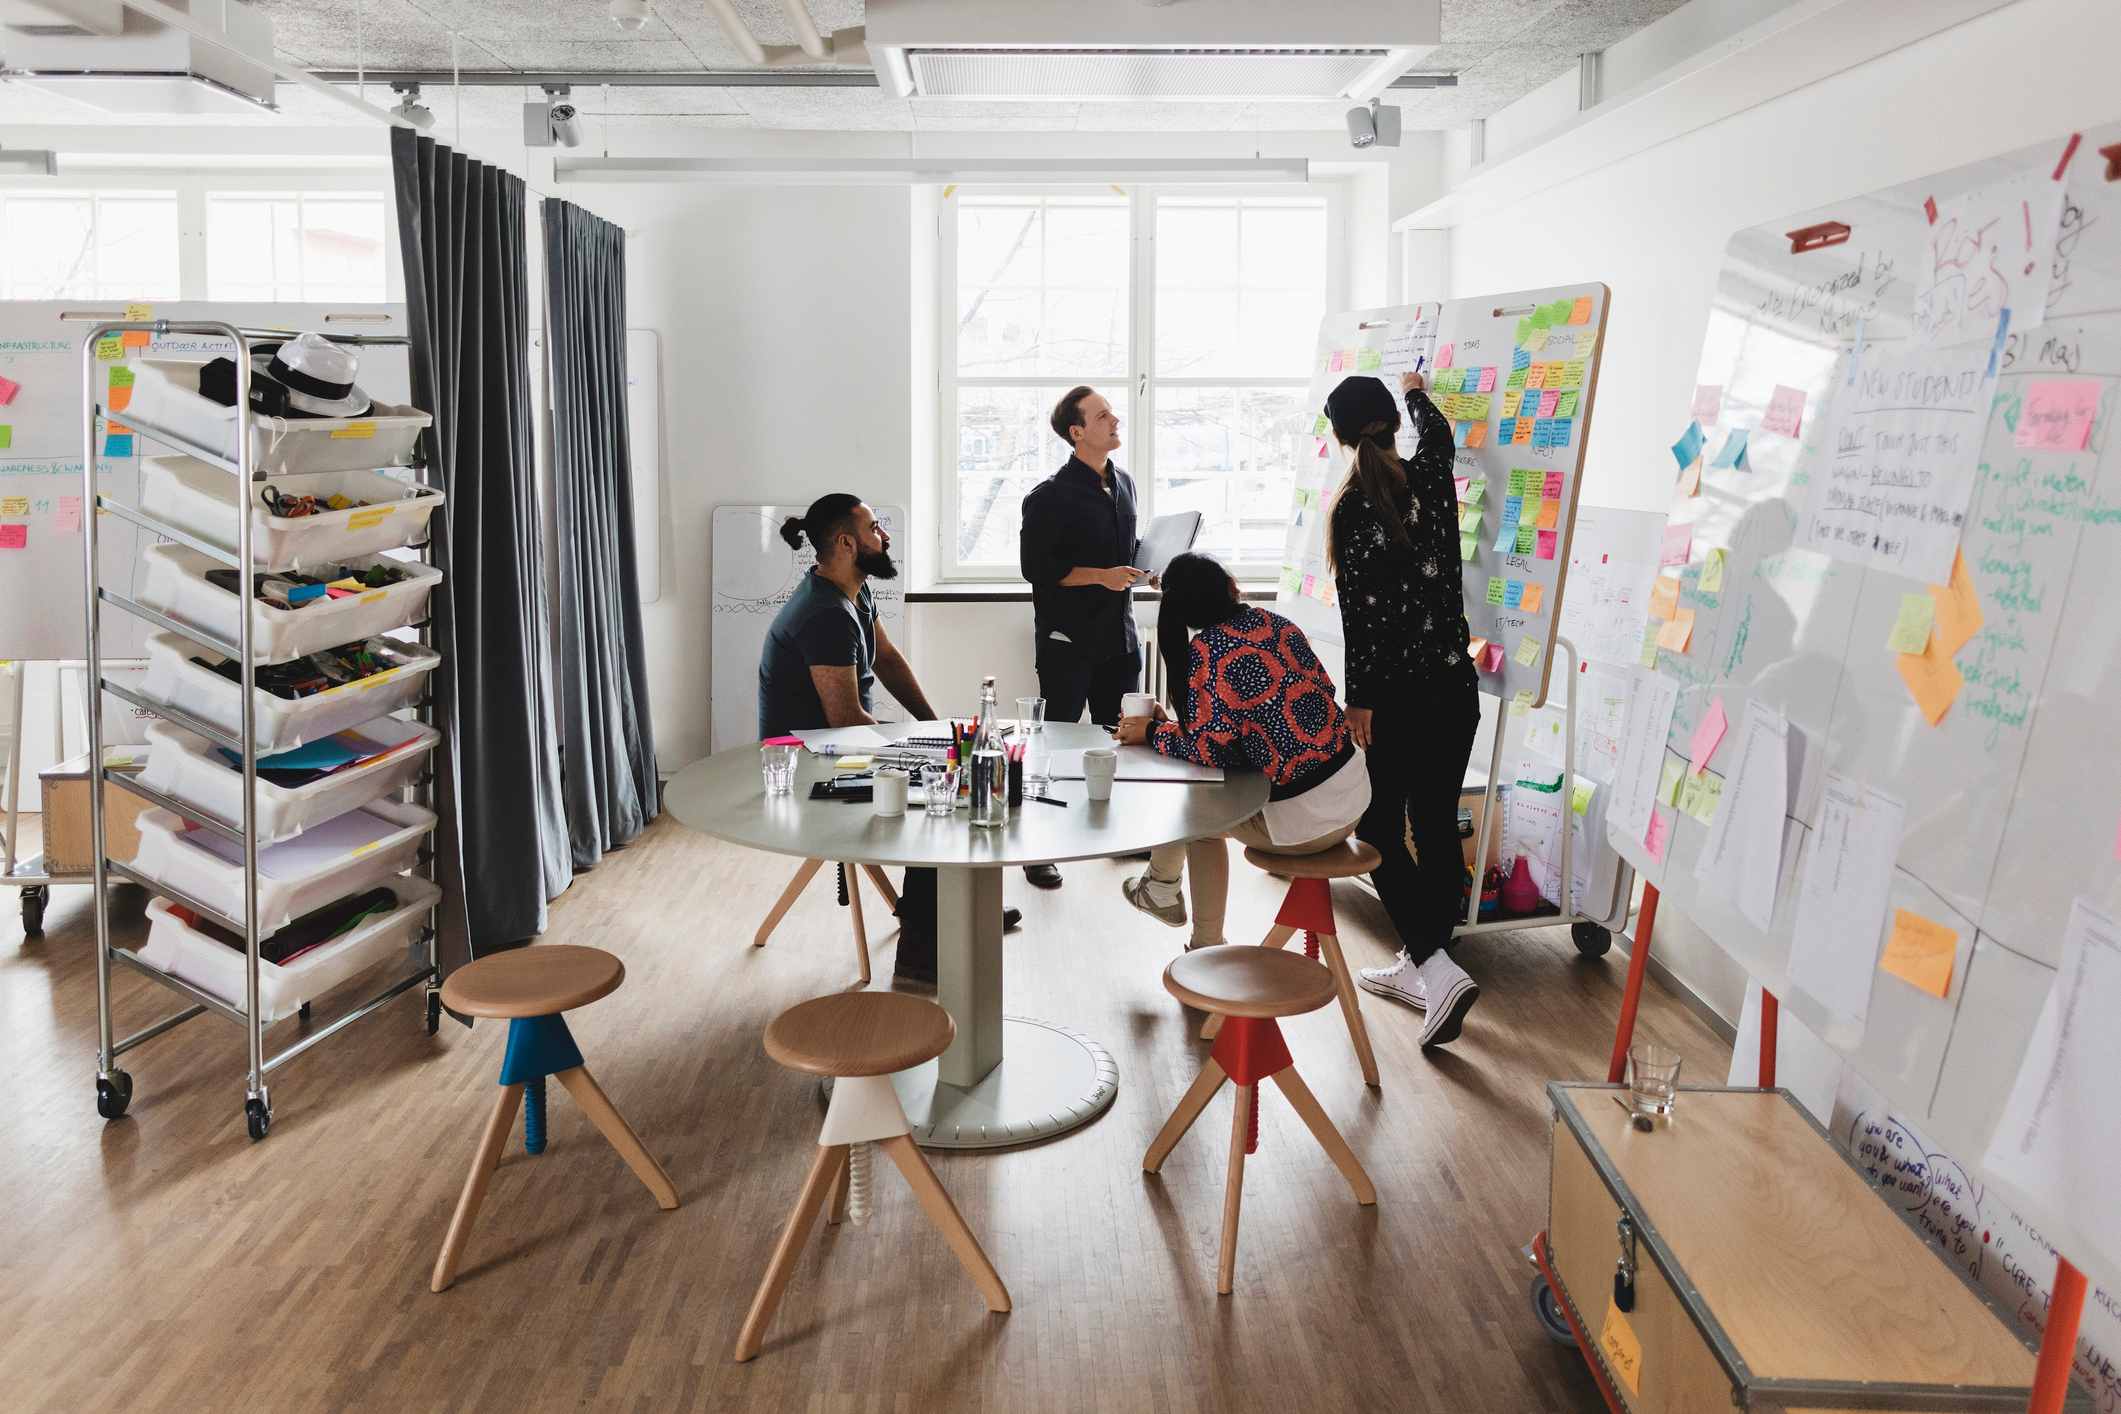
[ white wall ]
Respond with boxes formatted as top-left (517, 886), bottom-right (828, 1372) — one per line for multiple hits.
top-left (1436, 0), bottom-right (2121, 1018)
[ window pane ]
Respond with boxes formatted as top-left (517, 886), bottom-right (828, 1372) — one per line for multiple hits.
top-left (207, 196), bottom-right (279, 298)
top-left (954, 385), bottom-right (1080, 566)
top-left (1153, 385), bottom-right (1310, 566)
top-left (94, 195), bottom-right (179, 299)
top-left (3, 195), bottom-right (95, 298)
top-left (209, 191), bottom-right (388, 303)
top-left (301, 197), bottom-right (387, 299)
top-left (1155, 197), bottom-right (1327, 378)
top-left (957, 197), bottom-right (1128, 377)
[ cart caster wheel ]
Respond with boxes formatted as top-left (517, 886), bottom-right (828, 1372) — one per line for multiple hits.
top-left (425, 988), bottom-right (442, 1035)
top-left (298, 1001), bottom-right (312, 1021)
top-left (1571, 921), bottom-right (1613, 960)
top-left (1530, 1273), bottom-right (1575, 1345)
top-left (21, 885), bottom-right (47, 937)
top-left (246, 1096), bottom-right (271, 1142)
top-left (96, 1070), bottom-right (133, 1120)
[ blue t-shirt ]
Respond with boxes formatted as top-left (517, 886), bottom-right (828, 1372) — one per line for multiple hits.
top-left (758, 571), bottom-right (877, 738)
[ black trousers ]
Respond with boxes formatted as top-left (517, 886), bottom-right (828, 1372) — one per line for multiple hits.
top-left (1037, 644), bottom-right (1141, 726)
top-left (1356, 690), bottom-right (1480, 966)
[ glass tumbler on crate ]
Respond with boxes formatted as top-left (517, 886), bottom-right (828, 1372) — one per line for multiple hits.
top-left (1627, 1042), bottom-right (1682, 1121)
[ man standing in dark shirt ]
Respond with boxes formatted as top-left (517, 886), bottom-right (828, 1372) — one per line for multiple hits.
top-left (1017, 386), bottom-right (1146, 890)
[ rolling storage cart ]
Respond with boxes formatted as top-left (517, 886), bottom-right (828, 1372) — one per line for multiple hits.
top-left (81, 320), bottom-right (448, 1141)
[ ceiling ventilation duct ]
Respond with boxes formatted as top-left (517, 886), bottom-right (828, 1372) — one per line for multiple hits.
top-left (867, 0), bottom-right (1437, 103)
top-left (0, 0), bottom-right (277, 114)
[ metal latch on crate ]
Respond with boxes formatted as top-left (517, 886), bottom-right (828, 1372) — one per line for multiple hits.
top-left (1612, 1214), bottom-right (1637, 1313)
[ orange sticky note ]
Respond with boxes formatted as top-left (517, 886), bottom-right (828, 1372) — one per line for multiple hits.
top-left (120, 330), bottom-right (152, 349)
top-left (1896, 637), bottom-right (1962, 726)
top-left (1468, 635), bottom-right (1489, 661)
top-left (1648, 574), bottom-right (1681, 622)
top-left (1656, 607), bottom-right (1695, 653)
top-left (1880, 909), bottom-right (1956, 998)
top-left (1521, 582), bottom-right (1544, 614)
top-left (1928, 548), bottom-right (1983, 657)
top-left (1569, 296), bottom-right (1593, 326)
top-left (1536, 498), bottom-right (1560, 530)
top-left (1466, 421), bottom-right (1489, 448)
top-left (108, 384), bottom-right (133, 413)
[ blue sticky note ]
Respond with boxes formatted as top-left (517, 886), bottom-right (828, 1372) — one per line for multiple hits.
top-left (1499, 417), bottom-right (1516, 443)
top-left (1504, 579), bottom-right (1524, 608)
top-left (1712, 427), bottom-right (1749, 469)
top-left (1501, 495), bottom-right (1522, 526)
top-left (1513, 348), bottom-right (1532, 371)
top-left (1494, 528), bottom-right (1516, 554)
top-left (1671, 419), bottom-right (1703, 469)
top-left (1453, 421), bottom-right (1470, 447)
top-left (103, 433), bottom-right (135, 458)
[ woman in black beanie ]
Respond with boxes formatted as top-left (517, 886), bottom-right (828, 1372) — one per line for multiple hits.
top-left (1323, 369), bottom-right (1481, 1048)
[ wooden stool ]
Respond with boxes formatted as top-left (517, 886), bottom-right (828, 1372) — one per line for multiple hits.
top-left (754, 859), bottom-right (899, 986)
top-left (1145, 947), bottom-right (1376, 1295)
top-left (429, 946), bottom-right (679, 1293)
top-left (735, 992), bottom-right (1010, 1361)
top-left (1198, 840), bottom-right (1383, 1088)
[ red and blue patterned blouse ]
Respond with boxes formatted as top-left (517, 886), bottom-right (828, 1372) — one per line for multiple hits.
top-left (1147, 604), bottom-right (1353, 792)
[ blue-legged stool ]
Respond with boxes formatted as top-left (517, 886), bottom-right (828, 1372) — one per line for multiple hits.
top-left (430, 945), bottom-right (679, 1293)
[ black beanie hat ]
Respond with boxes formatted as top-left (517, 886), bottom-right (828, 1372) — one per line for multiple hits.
top-left (1324, 375), bottom-right (1400, 444)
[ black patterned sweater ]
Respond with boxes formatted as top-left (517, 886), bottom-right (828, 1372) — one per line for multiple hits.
top-left (1328, 387), bottom-right (1478, 710)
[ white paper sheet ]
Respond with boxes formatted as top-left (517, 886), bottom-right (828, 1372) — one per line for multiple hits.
top-left (1982, 897), bottom-right (2121, 1284)
top-left (1693, 700), bottom-right (1789, 932)
top-left (1608, 669), bottom-right (1679, 845)
top-left (1914, 168), bottom-right (2064, 347)
top-left (189, 805), bottom-right (402, 879)
top-left (792, 725), bottom-right (890, 753)
top-left (1047, 746), bottom-right (1224, 783)
top-left (1785, 773), bottom-right (1905, 1025)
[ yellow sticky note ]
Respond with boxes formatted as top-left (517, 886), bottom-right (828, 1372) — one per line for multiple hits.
top-left (1639, 621), bottom-right (1661, 667)
top-left (346, 507), bottom-right (393, 530)
top-left (1896, 637), bottom-right (1961, 726)
top-left (94, 337), bottom-right (123, 362)
top-left (1886, 592), bottom-right (1935, 654)
top-left (1515, 635), bottom-right (1542, 667)
top-left (1571, 780), bottom-right (1595, 815)
top-left (330, 422), bottom-right (378, 440)
top-left (1683, 770), bottom-right (1723, 824)
top-left (1881, 909), bottom-right (1956, 998)
top-left (1656, 607), bottom-right (1695, 654)
top-left (1656, 754), bottom-right (1685, 807)
top-left (124, 302), bottom-right (153, 322)
top-left (1521, 581), bottom-right (1545, 614)
top-left (1511, 690), bottom-right (1533, 715)
top-left (1648, 575), bottom-right (1680, 622)
top-left (0, 495), bottom-right (27, 515)
top-left (1929, 547), bottom-right (1983, 657)
top-left (1599, 1301), bottom-right (1643, 1397)
top-left (1701, 548), bottom-right (1726, 594)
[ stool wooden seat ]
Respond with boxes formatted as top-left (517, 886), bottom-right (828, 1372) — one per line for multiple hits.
top-left (430, 946), bottom-right (678, 1294)
top-left (1147, 949), bottom-right (1375, 1294)
top-left (736, 993), bottom-right (1010, 1361)
top-left (753, 858), bottom-right (898, 987)
top-left (1200, 839), bottom-right (1384, 1087)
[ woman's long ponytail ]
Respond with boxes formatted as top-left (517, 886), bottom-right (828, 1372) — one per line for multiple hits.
top-left (1326, 424), bottom-right (1412, 574)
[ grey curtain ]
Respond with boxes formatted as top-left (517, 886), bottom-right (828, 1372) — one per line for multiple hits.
top-left (391, 128), bottom-right (570, 983)
top-left (541, 199), bottom-right (659, 866)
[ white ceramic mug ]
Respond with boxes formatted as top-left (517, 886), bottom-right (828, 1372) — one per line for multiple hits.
top-left (873, 767), bottom-right (908, 817)
top-left (1121, 692), bottom-right (1157, 720)
top-left (1082, 747), bottom-right (1119, 802)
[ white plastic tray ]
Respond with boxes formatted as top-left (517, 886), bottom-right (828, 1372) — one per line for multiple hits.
top-left (127, 359), bottom-right (430, 476)
top-left (139, 455), bottom-right (443, 571)
top-left (139, 630), bottom-right (438, 752)
top-left (128, 798), bottom-right (435, 934)
top-left (137, 543), bottom-right (441, 665)
top-left (136, 877), bottom-right (439, 1024)
top-left (139, 716), bottom-right (436, 844)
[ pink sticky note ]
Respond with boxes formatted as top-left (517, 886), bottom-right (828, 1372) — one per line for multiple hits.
top-left (1537, 529), bottom-right (1558, 560)
top-left (1317, 439), bottom-right (1328, 458)
top-left (1330, 351), bottom-right (1345, 372)
top-left (1478, 367), bottom-right (1497, 393)
top-left (54, 509), bottom-right (80, 534)
top-left (0, 524), bottom-right (24, 550)
top-left (1454, 476), bottom-right (1471, 501)
top-left (1689, 697), bottom-right (1728, 775)
top-left (1544, 472), bottom-right (1565, 499)
top-left (1660, 522), bottom-right (1693, 566)
top-left (1436, 343), bottom-right (1454, 369)
top-left (1482, 643), bottom-right (1505, 673)
top-left (1764, 384), bottom-right (1806, 438)
top-left (2016, 379), bottom-right (2101, 451)
top-left (1692, 384), bottom-right (1721, 426)
top-left (0, 374), bottom-right (18, 406)
top-left (1645, 808), bottom-right (1670, 862)
top-left (762, 735), bottom-right (804, 747)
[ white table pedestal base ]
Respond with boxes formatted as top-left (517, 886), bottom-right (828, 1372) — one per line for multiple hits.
top-left (824, 1016), bottom-right (1117, 1150)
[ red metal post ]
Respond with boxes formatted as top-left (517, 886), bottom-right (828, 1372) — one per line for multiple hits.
top-left (2029, 1257), bottom-right (2087, 1414)
top-left (1606, 884), bottom-right (1660, 1084)
top-left (1758, 989), bottom-right (1779, 1089)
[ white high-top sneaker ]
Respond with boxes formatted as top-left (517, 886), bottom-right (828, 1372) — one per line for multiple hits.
top-left (1357, 950), bottom-right (1429, 1011)
top-left (1416, 951), bottom-right (1480, 1048)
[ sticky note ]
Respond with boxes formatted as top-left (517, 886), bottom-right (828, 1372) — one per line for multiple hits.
top-left (1678, 457), bottom-right (1701, 498)
top-left (1542, 471), bottom-right (1565, 500)
top-left (108, 383), bottom-right (132, 413)
top-left (1764, 384), bottom-right (1806, 437)
top-left (0, 524), bottom-right (24, 550)
top-left (0, 374), bottom-right (17, 406)
top-left (120, 330), bottom-right (151, 350)
top-left (1468, 635), bottom-right (1488, 661)
top-left (1515, 635), bottom-right (1542, 667)
top-left (1671, 420), bottom-right (1704, 470)
top-left (1711, 428), bottom-right (1749, 469)
top-left (1639, 621), bottom-right (1662, 667)
top-left (1536, 498), bottom-right (1560, 531)
top-left (1692, 384), bottom-right (1721, 426)
top-left (1312, 415), bottom-right (1328, 436)
top-left (1459, 505), bottom-right (1483, 532)
top-left (1571, 780), bottom-right (1595, 815)
top-left (1540, 389), bottom-right (1561, 418)
top-left (1648, 575), bottom-right (1681, 621)
top-left (1500, 389), bottom-right (1522, 418)
top-left (1701, 549), bottom-right (1726, 594)
top-left (1466, 422), bottom-right (1489, 448)
top-left (1521, 581), bottom-right (1544, 614)
top-left (1515, 525), bottom-right (1536, 555)
top-left (1511, 690), bottom-right (1534, 714)
top-left (1504, 579), bottom-right (1524, 608)
top-left (1317, 440), bottom-right (1328, 458)
top-left (0, 425), bottom-right (10, 450)
top-left (107, 366), bottom-right (134, 390)
top-left (1513, 418), bottom-right (1533, 445)
top-left (1329, 351), bottom-right (1345, 372)
top-left (1436, 343), bottom-right (1454, 368)
top-left (1512, 348), bottom-right (1531, 371)
top-left (1657, 755), bottom-right (1685, 807)
top-left (1525, 363), bottom-right (1548, 390)
top-left (94, 337), bottom-right (123, 362)
top-left (1880, 910), bottom-right (1957, 998)
top-left (1537, 529), bottom-right (1557, 560)
top-left (1498, 417), bottom-right (1517, 444)
top-left (1465, 478), bottom-right (1486, 505)
top-left (1458, 532), bottom-right (1477, 561)
top-left (1569, 295), bottom-right (1593, 326)
top-left (1928, 548), bottom-right (1983, 656)
top-left (1689, 696), bottom-right (1728, 775)
top-left (1559, 359), bottom-right (1587, 389)
top-left (2015, 379), bottom-right (2100, 450)
top-left (1485, 644), bottom-right (1507, 673)
top-left (1477, 367), bottom-right (1497, 393)
top-left (1501, 496), bottom-right (1522, 527)
top-left (1506, 368), bottom-right (1527, 391)
top-left (1453, 421), bottom-right (1471, 448)
top-left (1487, 577), bottom-right (1506, 605)
top-left (1556, 391), bottom-right (1579, 418)
top-left (1279, 566), bottom-right (1302, 593)
top-left (124, 302), bottom-right (152, 321)
top-left (103, 433), bottom-right (134, 458)
top-left (1897, 637), bottom-right (1962, 725)
top-left (1356, 349), bottom-right (1382, 372)
top-left (1681, 770), bottom-right (1724, 824)
top-left (1660, 522), bottom-right (1693, 566)
top-left (1644, 808), bottom-right (1670, 863)
top-left (1495, 528), bottom-right (1517, 554)
top-left (1887, 593), bottom-right (1936, 653)
top-left (0, 496), bottom-right (26, 515)
top-left (1657, 607), bottom-right (1695, 654)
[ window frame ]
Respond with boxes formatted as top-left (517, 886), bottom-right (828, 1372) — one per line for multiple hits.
top-left (936, 181), bottom-right (1347, 584)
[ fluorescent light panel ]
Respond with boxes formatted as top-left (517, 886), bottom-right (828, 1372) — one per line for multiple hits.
top-left (552, 155), bottom-right (1311, 186)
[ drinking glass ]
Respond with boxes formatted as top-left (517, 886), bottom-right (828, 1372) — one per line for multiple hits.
top-left (923, 764), bottom-right (959, 817)
top-left (760, 744), bottom-right (799, 796)
top-left (1627, 1041), bottom-right (1682, 1119)
top-left (1016, 696), bottom-right (1049, 787)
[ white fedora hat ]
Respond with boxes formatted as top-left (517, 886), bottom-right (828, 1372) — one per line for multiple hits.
top-left (250, 332), bottom-right (372, 419)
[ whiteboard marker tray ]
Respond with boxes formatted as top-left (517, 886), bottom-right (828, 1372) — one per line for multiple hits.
top-left (128, 799), bottom-right (435, 935)
top-left (136, 543), bottom-right (441, 666)
top-left (126, 359), bottom-right (430, 477)
top-left (139, 630), bottom-right (438, 753)
top-left (136, 878), bottom-right (439, 1025)
top-left (138, 456), bottom-right (443, 571)
top-left (139, 717), bottom-right (436, 845)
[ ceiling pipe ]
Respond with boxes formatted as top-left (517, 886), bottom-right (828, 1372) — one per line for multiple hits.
top-left (702, 0), bottom-right (766, 65)
top-left (777, 0), bottom-right (828, 60)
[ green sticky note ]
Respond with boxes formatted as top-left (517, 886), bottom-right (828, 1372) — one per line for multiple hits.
top-left (1311, 414), bottom-right (1328, 436)
top-left (1486, 576), bottom-right (1506, 605)
top-left (1459, 505), bottom-right (1483, 532)
top-left (1466, 478), bottom-right (1487, 505)
top-left (1511, 690), bottom-right (1534, 715)
top-left (1515, 525), bottom-right (1536, 554)
top-left (1680, 772), bottom-right (1723, 824)
top-left (94, 337), bottom-right (123, 362)
top-left (1530, 308), bottom-right (1553, 331)
top-left (1357, 349), bottom-right (1382, 372)
top-left (1887, 592), bottom-right (1936, 653)
top-left (1701, 548), bottom-right (1726, 594)
top-left (1279, 566), bottom-right (1302, 594)
top-left (0, 425), bottom-right (10, 449)
top-left (1460, 531), bottom-right (1478, 562)
top-left (108, 366), bottom-right (136, 389)
top-left (1515, 634), bottom-right (1542, 667)
top-left (1506, 367), bottom-right (1527, 390)
top-left (1657, 755), bottom-right (1684, 807)
top-left (1516, 317), bottom-right (1532, 342)
top-left (1556, 391), bottom-right (1578, 418)
top-left (1571, 780), bottom-right (1596, 816)
top-left (1639, 621), bottom-right (1661, 668)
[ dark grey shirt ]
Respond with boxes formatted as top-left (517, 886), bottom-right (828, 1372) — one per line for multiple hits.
top-left (758, 570), bottom-right (877, 738)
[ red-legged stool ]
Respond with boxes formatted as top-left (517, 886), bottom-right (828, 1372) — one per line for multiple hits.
top-left (1145, 947), bottom-right (1376, 1295)
top-left (1199, 839), bottom-right (1382, 1088)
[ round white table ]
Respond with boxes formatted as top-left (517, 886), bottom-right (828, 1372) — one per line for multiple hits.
top-left (665, 722), bottom-right (1269, 1149)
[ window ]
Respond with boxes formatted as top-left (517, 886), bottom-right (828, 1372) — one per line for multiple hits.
top-left (941, 187), bottom-right (1336, 579)
top-left (0, 191), bottom-right (180, 300)
top-left (207, 191), bottom-right (390, 303)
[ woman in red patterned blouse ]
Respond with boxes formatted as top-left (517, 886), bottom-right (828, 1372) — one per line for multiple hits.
top-left (1114, 552), bottom-right (1371, 950)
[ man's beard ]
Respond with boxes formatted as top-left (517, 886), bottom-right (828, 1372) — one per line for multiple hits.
top-left (855, 547), bottom-right (899, 580)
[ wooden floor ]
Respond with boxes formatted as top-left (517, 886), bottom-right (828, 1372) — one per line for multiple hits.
top-left (0, 816), bottom-right (1729, 1412)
